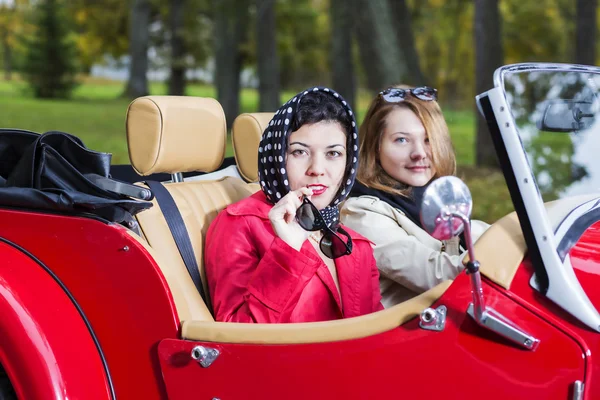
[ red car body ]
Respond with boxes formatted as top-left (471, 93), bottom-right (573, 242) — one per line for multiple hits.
top-left (1, 210), bottom-right (598, 399)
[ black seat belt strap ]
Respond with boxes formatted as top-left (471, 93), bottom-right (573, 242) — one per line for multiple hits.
top-left (146, 180), bottom-right (212, 314)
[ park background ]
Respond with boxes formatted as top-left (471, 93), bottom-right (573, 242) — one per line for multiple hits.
top-left (0, 0), bottom-right (598, 222)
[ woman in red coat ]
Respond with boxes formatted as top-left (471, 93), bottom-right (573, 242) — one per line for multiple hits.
top-left (205, 87), bottom-right (383, 323)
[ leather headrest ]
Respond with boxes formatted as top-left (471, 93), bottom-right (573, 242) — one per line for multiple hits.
top-left (231, 113), bottom-right (274, 182)
top-left (126, 96), bottom-right (227, 176)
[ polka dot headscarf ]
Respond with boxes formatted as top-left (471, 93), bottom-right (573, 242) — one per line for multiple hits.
top-left (257, 86), bottom-right (359, 229)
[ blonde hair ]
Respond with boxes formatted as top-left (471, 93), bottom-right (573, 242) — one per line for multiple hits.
top-left (357, 85), bottom-right (456, 196)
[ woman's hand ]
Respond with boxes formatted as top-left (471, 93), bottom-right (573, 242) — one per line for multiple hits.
top-left (268, 188), bottom-right (313, 251)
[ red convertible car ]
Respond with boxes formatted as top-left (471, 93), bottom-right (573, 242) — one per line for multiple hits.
top-left (0, 62), bottom-right (598, 399)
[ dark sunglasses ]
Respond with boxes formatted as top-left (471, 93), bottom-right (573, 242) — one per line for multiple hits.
top-left (379, 86), bottom-right (438, 103)
top-left (296, 197), bottom-right (353, 259)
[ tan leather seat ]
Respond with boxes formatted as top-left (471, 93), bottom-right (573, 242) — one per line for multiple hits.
top-left (126, 96), bottom-right (257, 323)
top-left (125, 98), bottom-right (450, 343)
top-left (231, 113), bottom-right (274, 182)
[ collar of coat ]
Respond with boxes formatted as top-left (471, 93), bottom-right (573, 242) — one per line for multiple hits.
top-left (227, 191), bottom-right (372, 244)
top-left (227, 190), bottom-right (376, 317)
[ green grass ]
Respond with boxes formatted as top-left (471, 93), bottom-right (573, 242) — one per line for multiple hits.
top-left (0, 77), bottom-right (511, 222)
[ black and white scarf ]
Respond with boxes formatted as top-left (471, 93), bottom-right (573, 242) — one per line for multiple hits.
top-left (257, 86), bottom-right (359, 228)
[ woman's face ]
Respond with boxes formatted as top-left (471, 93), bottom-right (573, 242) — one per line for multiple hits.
top-left (379, 107), bottom-right (435, 187)
top-left (286, 121), bottom-right (347, 209)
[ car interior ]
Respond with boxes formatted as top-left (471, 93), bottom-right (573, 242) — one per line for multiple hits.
top-left (122, 95), bottom-right (526, 344)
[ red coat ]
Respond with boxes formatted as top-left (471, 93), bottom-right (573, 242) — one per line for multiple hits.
top-left (204, 191), bottom-right (384, 323)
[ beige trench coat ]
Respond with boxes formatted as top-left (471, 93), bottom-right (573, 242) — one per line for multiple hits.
top-left (341, 195), bottom-right (489, 308)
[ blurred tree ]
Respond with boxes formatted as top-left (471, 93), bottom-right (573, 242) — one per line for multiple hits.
top-left (22, 0), bottom-right (78, 98)
top-left (68, 0), bottom-right (129, 73)
top-left (388, 0), bottom-right (426, 85)
top-left (153, 0), bottom-right (212, 89)
top-left (411, 1), bottom-right (474, 108)
top-left (576, 0), bottom-right (597, 66)
top-left (168, 0), bottom-right (186, 95)
top-left (256, 0), bottom-right (280, 111)
top-left (353, 0), bottom-right (404, 92)
top-left (0, 0), bottom-right (31, 81)
top-left (0, 1), bottom-right (17, 80)
top-left (214, 0), bottom-right (250, 126)
top-left (124, 0), bottom-right (151, 98)
top-left (503, 1), bottom-right (572, 64)
top-left (330, 0), bottom-right (355, 106)
top-left (273, 0), bottom-right (329, 89)
top-left (474, 0), bottom-right (503, 167)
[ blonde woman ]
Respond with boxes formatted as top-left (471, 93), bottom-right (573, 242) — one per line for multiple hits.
top-left (341, 86), bottom-right (488, 308)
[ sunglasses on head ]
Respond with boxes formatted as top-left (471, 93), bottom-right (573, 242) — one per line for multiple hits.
top-left (296, 197), bottom-right (353, 259)
top-left (379, 86), bottom-right (438, 103)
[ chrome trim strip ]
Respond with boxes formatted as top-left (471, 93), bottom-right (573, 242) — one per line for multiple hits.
top-left (555, 197), bottom-right (600, 261)
top-left (493, 62), bottom-right (600, 89)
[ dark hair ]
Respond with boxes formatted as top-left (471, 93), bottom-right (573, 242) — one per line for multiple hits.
top-left (291, 91), bottom-right (353, 136)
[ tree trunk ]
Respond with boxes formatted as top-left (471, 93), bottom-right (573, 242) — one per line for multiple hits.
top-left (214, 0), bottom-right (249, 127)
top-left (388, 0), bottom-right (426, 85)
top-left (474, 0), bottom-right (503, 168)
top-left (330, 0), bottom-right (355, 107)
top-left (575, 0), bottom-right (597, 66)
top-left (352, 0), bottom-right (405, 93)
top-left (168, 0), bottom-right (186, 95)
top-left (256, 0), bottom-right (280, 111)
top-left (124, 0), bottom-right (150, 99)
top-left (1, 28), bottom-right (11, 81)
top-left (444, 0), bottom-right (468, 108)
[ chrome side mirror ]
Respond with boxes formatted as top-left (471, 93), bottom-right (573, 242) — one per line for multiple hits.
top-left (420, 176), bottom-right (472, 241)
top-left (419, 176), bottom-right (540, 351)
top-left (421, 176), bottom-right (483, 317)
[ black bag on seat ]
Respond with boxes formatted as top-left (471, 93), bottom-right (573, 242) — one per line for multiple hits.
top-left (0, 129), bottom-right (152, 226)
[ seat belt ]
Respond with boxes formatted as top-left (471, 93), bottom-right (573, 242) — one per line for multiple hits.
top-left (146, 180), bottom-right (213, 314)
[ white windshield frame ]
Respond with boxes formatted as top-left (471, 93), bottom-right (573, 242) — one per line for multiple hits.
top-left (477, 63), bottom-right (600, 332)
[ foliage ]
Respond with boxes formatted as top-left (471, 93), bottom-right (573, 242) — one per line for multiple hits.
top-left (409, 0), bottom-right (475, 108)
top-left (67, 0), bottom-right (129, 72)
top-left (4, 0), bottom-right (598, 102)
top-left (457, 166), bottom-right (513, 222)
top-left (502, 0), bottom-right (574, 64)
top-left (150, 0), bottom-right (213, 74)
top-left (21, 0), bottom-right (79, 98)
top-left (0, 0), bottom-right (34, 73)
top-left (274, 0), bottom-right (330, 89)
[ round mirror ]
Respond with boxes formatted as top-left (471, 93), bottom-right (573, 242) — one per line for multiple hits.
top-left (420, 176), bottom-right (473, 241)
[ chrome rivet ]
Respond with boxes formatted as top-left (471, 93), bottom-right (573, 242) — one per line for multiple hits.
top-left (122, 246), bottom-right (129, 252)
top-left (191, 345), bottom-right (220, 368)
top-left (419, 305), bottom-right (446, 332)
top-left (505, 122), bottom-right (510, 127)
top-left (500, 106), bottom-right (505, 111)
top-left (421, 309), bottom-right (436, 323)
top-left (524, 339), bottom-right (533, 347)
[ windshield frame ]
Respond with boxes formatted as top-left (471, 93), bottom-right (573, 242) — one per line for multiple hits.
top-left (476, 63), bottom-right (600, 332)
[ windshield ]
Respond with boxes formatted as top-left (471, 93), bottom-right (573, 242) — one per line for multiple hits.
top-left (503, 71), bottom-right (600, 202)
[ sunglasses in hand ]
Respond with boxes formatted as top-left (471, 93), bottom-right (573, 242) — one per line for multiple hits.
top-left (295, 197), bottom-right (353, 259)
